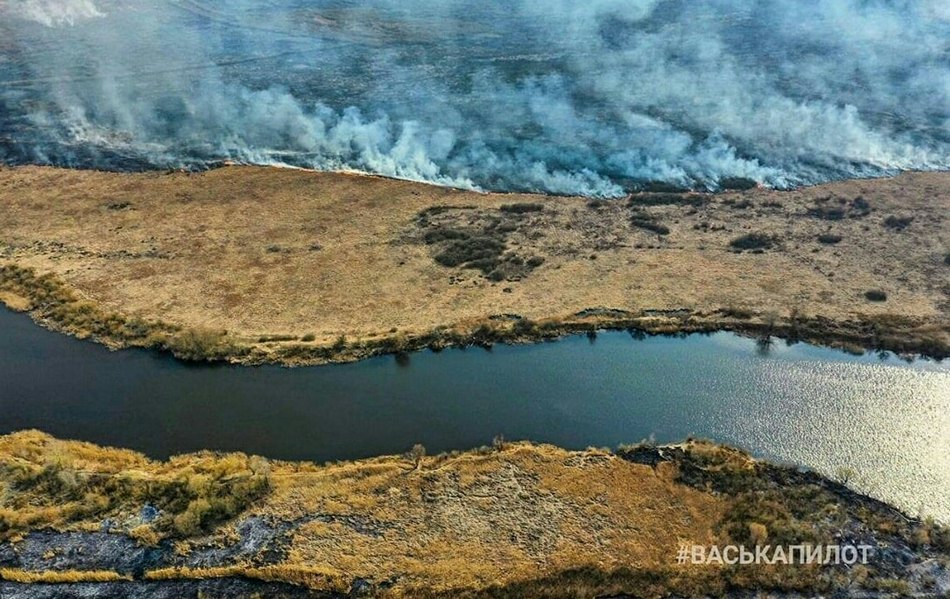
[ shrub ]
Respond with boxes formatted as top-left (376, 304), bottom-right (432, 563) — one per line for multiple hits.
top-left (865, 290), bottom-right (887, 302)
top-left (729, 233), bottom-right (775, 251)
top-left (851, 196), bottom-right (871, 216)
top-left (163, 328), bottom-right (236, 361)
top-left (408, 444), bottom-right (426, 468)
top-left (817, 233), bottom-right (842, 245)
top-left (807, 204), bottom-right (846, 220)
top-left (630, 214), bottom-right (670, 235)
top-left (0, 440), bottom-right (271, 541)
top-left (628, 193), bottom-right (706, 208)
top-left (808, 196), bottom-right (870, 220)
top-left (499, 203), bottom-right (544, 214)
top-left (301, 333), bottom-right (316, 342)
top-left (720, 306), bottom-right (754, 319)
top-left (434, 236), bottom-right (505, 271)
top-left (640, 181), bottom-right (689, 193)
top-left (512, 317), bottom-right (536, 336)
top-left (423, 227), bottom-right (470, 244)
top-left (718, 177), bottom-right (757, 190)
top-left (883, 215), bottom-right (912, 231)
top-left (526, 256), bottom-right (545, 269)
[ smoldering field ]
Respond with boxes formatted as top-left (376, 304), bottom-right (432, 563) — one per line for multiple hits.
top-left (0, 0), bottom-right (948, 196)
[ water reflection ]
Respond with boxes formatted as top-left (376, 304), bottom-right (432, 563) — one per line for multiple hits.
top-left (0, 308), bottom-right (947, 520)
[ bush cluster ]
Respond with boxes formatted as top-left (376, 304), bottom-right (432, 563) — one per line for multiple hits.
top-left (628, 193), bottom-right (706, 208)
top-left (0, 447), bottom-right (271, 540)
top-left (729, 233), bottom-right (775, 251)
top-left (718, 177), bottom-right (758, 190)
top-left (883, 215), bottom-right (913, 231)
top-left (630, 213), bottom-right (670, 236)
top-left (807, 196), bottom-right (872, 220)
top-left (419, 206), bottom-right (548, 282)
top-left (499, 203), bottom-right (544, 214)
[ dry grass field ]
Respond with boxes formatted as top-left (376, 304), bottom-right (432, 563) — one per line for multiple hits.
top-left (1, 431), bottom-right (946, 597)
top-left (0, 165), bottom-right (947, 362)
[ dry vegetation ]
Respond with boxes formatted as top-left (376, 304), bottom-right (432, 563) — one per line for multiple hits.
top-left (0, 165), bottom-right (947, 363)
top-left (0, 431), bottom-right (946, 597)
top-left (0, 430), bottom-right (270, 540)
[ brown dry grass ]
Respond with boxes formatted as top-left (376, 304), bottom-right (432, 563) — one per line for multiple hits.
top-left (0, 568), bottom-right (131, 583)
top-left (0, 431), bottom-right (727, 594)
top-left (2, 431), bottom-right (945, 597)
top-left (0, 165), bottom-right (947, 361)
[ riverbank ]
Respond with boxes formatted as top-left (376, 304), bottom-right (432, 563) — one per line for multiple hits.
top-left (0, 166), bottom-right (948, 363)
top-left (0, 431), bottom-right (947, 598)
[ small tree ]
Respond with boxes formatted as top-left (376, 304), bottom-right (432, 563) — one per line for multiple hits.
top-left (409, 444), bottom-right (426, 469)
top-left (492, 435), bottom-right (507, 452)
top-left (836, 466), bottom-right (856, 485)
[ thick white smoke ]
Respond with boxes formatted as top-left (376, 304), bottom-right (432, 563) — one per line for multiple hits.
top-left (5, 0), bottom-right (104, 26)
top-left (0, 0), bottom-right (947, 195)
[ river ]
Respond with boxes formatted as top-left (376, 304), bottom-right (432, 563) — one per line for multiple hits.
top-left (1, 307), bottom-right (947, 520)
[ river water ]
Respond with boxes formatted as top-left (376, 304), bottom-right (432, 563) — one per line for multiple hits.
top-left (1, 307), bottom-right (947, 520)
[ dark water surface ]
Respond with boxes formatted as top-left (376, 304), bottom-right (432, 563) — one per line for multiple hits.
top-left (1, 307), bottom-right (948, 520)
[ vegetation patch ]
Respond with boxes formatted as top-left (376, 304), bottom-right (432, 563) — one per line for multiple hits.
top-left (3, 434), bottom-right (944, 598)
top-left (817, 233), bottom-right (842, 245)
top-left (639, 181), bottom-right (690, 193)
top-left (0, 264), bottom-right (245, 362)
top-left (807, 196), bottom-right (871, 220)
top-left (499, 203), bottom-right (544, 214)
top-left (883, 215), bottom-right (913, 231)
top-left (718, 177), bottom-right (758, 190)
top-left (417, 205), bottom-right (547, 281)
top-left (627, 193), bottom-right (706, 208)
top-left (0, 431), bottom-right (270, 541)
top-left (630, 212), bottom-right (670, 236)
top-left (729, 233), bottom-right (776, 252)
top-left (865, 289), bottom-right (888, 302)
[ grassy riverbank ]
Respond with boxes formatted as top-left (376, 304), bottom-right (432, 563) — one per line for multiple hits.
top-left (0, 166), bottom-right (947, 363)
top-left (0, 431), bottom-right (947, 598)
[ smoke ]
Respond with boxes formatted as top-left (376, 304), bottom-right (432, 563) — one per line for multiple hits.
top-left (7, 0), bottom-right (104, 26)
top-left (0, 0), bottom-right (947, 195)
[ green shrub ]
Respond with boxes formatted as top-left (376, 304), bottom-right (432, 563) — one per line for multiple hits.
top-left (865, 290), bottom-right (887, 302)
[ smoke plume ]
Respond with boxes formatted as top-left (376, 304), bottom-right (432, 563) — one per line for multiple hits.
top-left (1, 0), bottom-right (947, 195)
